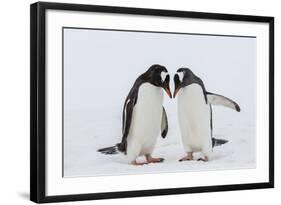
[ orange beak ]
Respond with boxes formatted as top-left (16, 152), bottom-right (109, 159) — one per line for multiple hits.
top-left (173, 87), bottom-right (180, 98)
top-left (165, 87), bottom-right (172, 98)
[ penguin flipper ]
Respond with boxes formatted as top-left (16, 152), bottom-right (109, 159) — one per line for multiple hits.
top-left (120, 91), bottom-right (137, 153)
top-left (206, 92), bottom-right (241, 112)
top-left (161, 106), bottom-right (168, 138)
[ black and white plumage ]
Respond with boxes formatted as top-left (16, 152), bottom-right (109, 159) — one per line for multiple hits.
top-left (174, 68), bottom-right (240, 162)
top-left (98, 64), bottom-right (171, 165)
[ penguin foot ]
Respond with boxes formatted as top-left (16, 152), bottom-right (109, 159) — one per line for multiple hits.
top-left (179, 153), bottom-right (193, 162)
top-left (131, 160), bottom-right (148, 166)
top-left (145, 155), bottom-right (164, 163)
top-left (197, 156), bottom-right (209, 162)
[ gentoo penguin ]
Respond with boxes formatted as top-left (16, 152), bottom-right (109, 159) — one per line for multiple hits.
top-left (98, 64), bottom-right (172, 165)
top-left (173, 68), bottom-right (240, 162)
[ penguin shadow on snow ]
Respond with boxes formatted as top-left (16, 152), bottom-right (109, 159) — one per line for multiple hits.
top-left (97, 65), bottom-right (241, 166)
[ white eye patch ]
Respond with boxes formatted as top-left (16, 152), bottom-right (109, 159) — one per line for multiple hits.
top-left (177, 71), bottom-right (184, 82)
top-left (160, 71), bottom-right (168, 82)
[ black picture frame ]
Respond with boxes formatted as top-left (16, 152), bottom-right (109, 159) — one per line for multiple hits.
top-left (30, 1), bottom-right (274, 203)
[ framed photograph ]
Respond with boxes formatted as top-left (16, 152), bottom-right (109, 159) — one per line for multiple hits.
top-left (30, 2), bottom-right (274, 203)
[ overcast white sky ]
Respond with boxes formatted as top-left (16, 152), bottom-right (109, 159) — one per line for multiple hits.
top-left (64, 28), bottom-right (256, 116)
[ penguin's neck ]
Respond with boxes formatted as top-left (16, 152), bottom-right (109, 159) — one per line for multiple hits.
top-left (178, 84), bottom-right (206, 107)
top-left (137, 83), bottom-right (163, 104)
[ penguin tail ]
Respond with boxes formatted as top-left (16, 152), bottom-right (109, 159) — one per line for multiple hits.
top-left (212, 138), bottom-right (228, 147)
top-left (97, 143), bottom-right (125, 155)
top-left (97, 145), bottom-right (119, 155)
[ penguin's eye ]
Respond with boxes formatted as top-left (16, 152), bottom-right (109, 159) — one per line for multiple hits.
top-left (160, 71), bottom-right (168, 82)
top-left (177, 72), bottom-right (184, 82)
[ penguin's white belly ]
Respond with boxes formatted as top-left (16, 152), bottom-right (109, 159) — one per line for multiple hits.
top-left (177, 84), bottom-right (212, 154)
top-left (127, 83), bottom-right (163, 160)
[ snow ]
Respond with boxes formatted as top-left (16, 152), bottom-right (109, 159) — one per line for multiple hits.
top-left (64, 103), bottom-right (255, 177)
top-left (63, 28), bottom-right (256, 177)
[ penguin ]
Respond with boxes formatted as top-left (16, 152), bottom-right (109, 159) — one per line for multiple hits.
top-left (98, 64), bottom-right (172, 165)
top-left (173, 68), bottom-right (240, 162)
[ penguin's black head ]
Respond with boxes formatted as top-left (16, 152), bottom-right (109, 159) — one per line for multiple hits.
top-left (173, 68), bottom-right (194, 98)
top-left (146, 64), bottom-right (172, 98)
